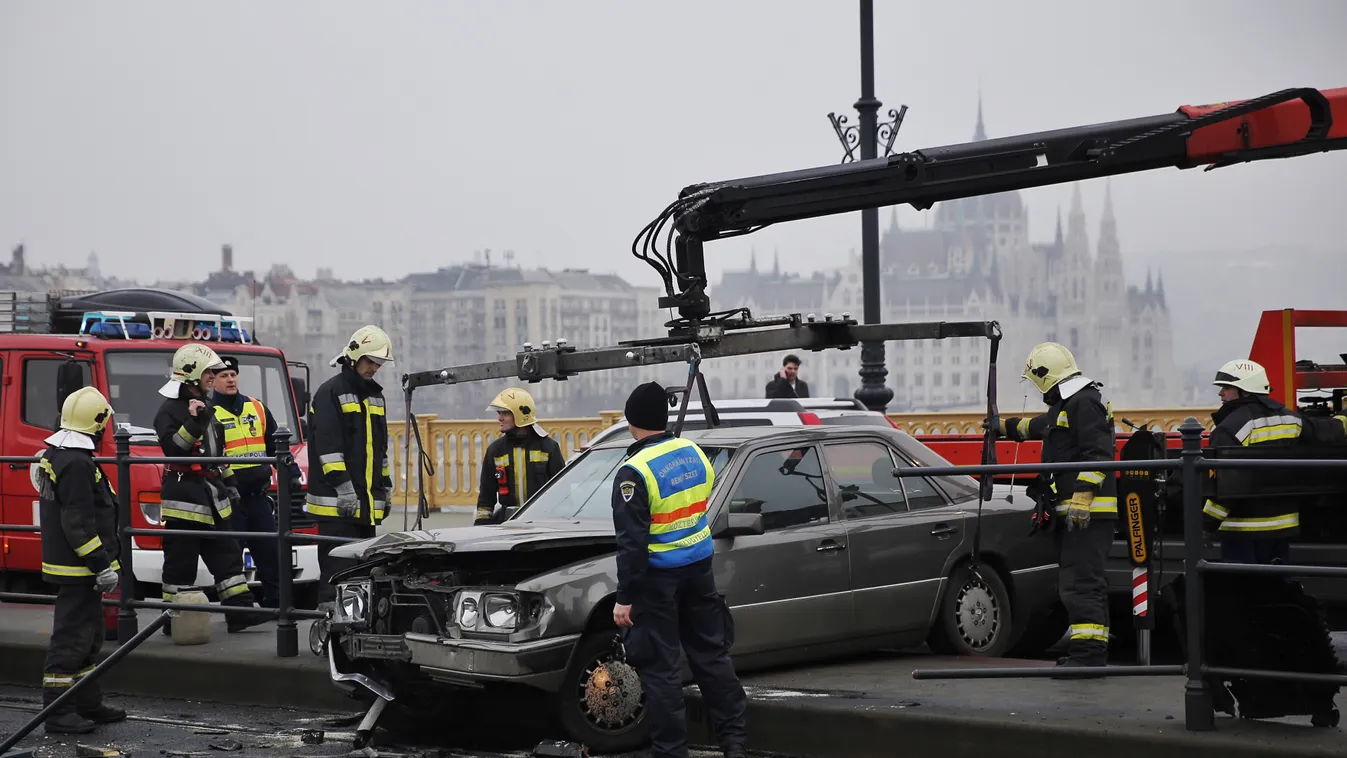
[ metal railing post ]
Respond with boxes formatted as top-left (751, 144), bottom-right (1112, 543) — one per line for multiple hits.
top-left (273, 427), bottom-right (298, 658)
top-left (1179, 417), bottom-right (1214, 731)
top-left (114, 428), bottom-right (139, 642)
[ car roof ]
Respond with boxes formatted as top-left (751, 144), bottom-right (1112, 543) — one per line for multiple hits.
top-left (587, 424), bottom-right (903, 450)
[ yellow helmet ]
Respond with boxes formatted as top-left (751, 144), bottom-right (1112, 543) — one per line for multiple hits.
top-left (332, 325), bottom-right (394, 368)
top-left (159, 343), bottom-right (226, 398)
top-left (60, 386), bottom-right (113, 435)
top-left (1022, 342), bottom-right (1081, 394)
top-left (488, 388), bottom-right (542, 430)
top-left (1213, 359), bottom-right (1270, 395)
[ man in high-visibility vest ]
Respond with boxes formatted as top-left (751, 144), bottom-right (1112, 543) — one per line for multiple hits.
top-left (610, 382), bottom-right (746, 758)
top-left (211, 355), bottom-right (299, 608)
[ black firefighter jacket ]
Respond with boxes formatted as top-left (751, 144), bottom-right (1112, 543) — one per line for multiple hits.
top-left (155, 393), bottom-right (236, 529)
top-left (39, 445), bottom-right (121, 585)
top-left (1005, 380), bottom-right (1119, 522)
top-left (475, 428), bottom-right (564, 522)
top-left (305, 365), bottom-right (390, 526)
top-left (1202, 395), bottom-right (1347, 540)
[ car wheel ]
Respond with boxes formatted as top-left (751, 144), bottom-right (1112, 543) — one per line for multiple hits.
top-left (928, 562), bottom-right (1013, 657)
top-left (550, 631), bottom-right (648, 753)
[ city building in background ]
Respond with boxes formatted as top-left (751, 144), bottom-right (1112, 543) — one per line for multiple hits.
top-left (706, 104), bottom-right (1178, 411)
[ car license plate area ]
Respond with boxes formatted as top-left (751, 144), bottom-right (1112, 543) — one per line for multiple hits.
top-left (351, 634), bottom-right (408, 660)
top-left (242, 549), bottom-right (300, 569)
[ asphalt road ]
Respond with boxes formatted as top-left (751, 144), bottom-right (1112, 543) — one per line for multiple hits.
top-left (0, 685), bottom-right (747, 758)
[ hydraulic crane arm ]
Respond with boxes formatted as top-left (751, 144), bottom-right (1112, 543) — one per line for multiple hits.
top-left (636, 86), bottom-right (1347, 322)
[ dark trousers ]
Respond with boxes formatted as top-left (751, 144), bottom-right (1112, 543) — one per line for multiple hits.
top-left (1056, 517), bottom-right (1114, 662)
top-left (624, 558), bottom-right (747, 758)
top-left (316, 521), bottom-right (375, 604)
top-left (43, 584), bottom-right (105, 713)
top-left (1221, 536), bottom-right (1291, 565)
top-left (161, 517), bottom-right (256, 607)
top-left (232, 487), bottom-right (281, 608)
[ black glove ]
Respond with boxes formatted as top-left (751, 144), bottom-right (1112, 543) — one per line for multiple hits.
top-left (227, 486), bottom-right (241, 510)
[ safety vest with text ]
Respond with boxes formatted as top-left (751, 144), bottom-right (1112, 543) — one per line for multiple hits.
top-left (622, 437), bottom-right (716, 569)
top-left (214, 398), bottom-right (268, 472)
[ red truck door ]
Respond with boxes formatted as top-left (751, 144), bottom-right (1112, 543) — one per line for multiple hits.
top-left (0, 351), bottom-right (94, 574)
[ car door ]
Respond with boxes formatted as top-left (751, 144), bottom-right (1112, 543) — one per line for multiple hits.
top-left (0, 352), bottom-right (95, 574)
top-left (711, 442), bottom-right (852, 655)
top-left (822, 439), bottom-right (968, 636)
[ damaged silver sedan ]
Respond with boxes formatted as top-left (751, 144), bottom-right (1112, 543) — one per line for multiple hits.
top-left (323, 426), bottom-right (1061, 752)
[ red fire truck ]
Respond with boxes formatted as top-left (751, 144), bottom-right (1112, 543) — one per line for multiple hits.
top-left (0, 288), bottom-right (323, 608)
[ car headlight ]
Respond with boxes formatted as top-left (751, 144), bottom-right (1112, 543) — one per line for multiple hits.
top-left (458, 596), bottom-right (479, 628)
top-left (484, 594), bottom-right (517, 630)
top-left (336, 581), bottom-right (370, 622)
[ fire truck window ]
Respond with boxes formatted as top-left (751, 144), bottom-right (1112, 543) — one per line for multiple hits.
top-left (23, 359), bottom-right (93, 430)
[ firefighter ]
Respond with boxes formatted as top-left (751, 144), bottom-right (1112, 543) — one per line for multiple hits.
top-left (37, 387), bottom-right (126, 734)
top-left (155, 343), bottom-right (269, 632)
top-left (211, 355), bottom-right (301, 608)
top-left (475, 387), bottom-right (564, 525)
top-left (306, 325), bottom-right (393, 605)
top-left (996, 342), bottom-right (1117, 673)
top-left (1203, 359), bottom-right (1347, 564)
top-left (610, 382), bottom-right (747, 758)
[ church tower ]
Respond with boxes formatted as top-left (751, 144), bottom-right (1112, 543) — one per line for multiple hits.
top-left (1092, 182), bottom-right (1127, 390)
top-left (1057, 184), bottom-right (1091, 356)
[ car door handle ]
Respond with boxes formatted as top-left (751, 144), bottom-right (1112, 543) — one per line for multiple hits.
top-left (816, 539), bottom-right (847, 553)
top-left (930, 524), bottom-right (958, 538)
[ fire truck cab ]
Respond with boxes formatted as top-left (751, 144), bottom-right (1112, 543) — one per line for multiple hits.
top-left (0, 288), bottom-right (322, 607)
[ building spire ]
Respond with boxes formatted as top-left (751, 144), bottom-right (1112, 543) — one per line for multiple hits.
top-left (773, 248), bottom-right (780, 277)
top-left (973, 89), bottom-right (987, 141)
top-left (1145, 267), bottom-right (1153, 294)
top-left (749, 246), bottom-right (757, 273)
top-left (1055, 205), bottom-right (1063, 248)
top-left (1156, 269), bottom-right (1166, 305)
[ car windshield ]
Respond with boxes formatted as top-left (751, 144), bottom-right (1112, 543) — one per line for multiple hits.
top-left (515, 444), bottom-right (735, 521)
top-left (104, 349), bottom-right (298, 443)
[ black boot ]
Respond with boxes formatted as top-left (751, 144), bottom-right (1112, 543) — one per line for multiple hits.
top-left (45, 712), bottom-right (97, 735)
top-left (1051, 657), bottom-right (1106, 679)
top-left (226, 605), bottom-right (272, 633)
top-left (77, 704), bottom-right (127, 724)
top-left (724, 746), bottom-right (747, 758)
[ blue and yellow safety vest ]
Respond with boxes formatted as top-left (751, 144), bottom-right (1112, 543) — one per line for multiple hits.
top-left (622, 437), bottom-right (715, 569)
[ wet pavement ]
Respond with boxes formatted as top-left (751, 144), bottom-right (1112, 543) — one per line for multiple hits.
top-left (0, 685), bottom-right (759, 758)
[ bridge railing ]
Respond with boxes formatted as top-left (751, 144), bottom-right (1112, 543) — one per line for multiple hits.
top-left (386, 407), bottom-right (1217, 509)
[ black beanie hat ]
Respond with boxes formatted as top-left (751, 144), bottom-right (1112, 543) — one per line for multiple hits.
top-left (624, 382), bottom-right (670, 432)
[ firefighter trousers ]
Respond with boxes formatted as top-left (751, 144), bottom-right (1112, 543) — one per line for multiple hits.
top-left (316, 521), bottom-right (375, 605)
top-left (232, 487), bottom-right (281, 608)
top-left (1056, 517), bottom-right (1114, 662)
top-left (160, 517), bottom-right (257, 608)
top-left (1220, 537), bottom-right (1290, 565)
top-left (623, 558), bottom-right (747, 758)
top-left (42, 584), bottom-right (105, 713)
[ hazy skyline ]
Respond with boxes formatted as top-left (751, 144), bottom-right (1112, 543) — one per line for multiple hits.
top-left (4, 0), bottom-right (1346, 385)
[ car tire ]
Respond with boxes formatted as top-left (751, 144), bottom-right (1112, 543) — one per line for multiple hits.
top-left (549, 631), bottom-right (648, 754)
top-left (928, 562), bottom-right (1013, 657)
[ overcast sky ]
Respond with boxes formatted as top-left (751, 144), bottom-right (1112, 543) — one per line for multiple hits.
top-left (2, 0), bottom-right (1345, 299)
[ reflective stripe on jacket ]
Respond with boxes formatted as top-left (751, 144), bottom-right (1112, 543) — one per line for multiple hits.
top-left (1203, 396), bottom-right (1323, 539)
top-left (1005, 382), bottom-right (1119, 521)
top-left (622, 436), bottom-right (715, 569)
top-left (305, 365), bottom-right (390, 526)
top-left (154, 395), bottom-right (235, 527)
top-left (38, 445), bottom-right (122, 585)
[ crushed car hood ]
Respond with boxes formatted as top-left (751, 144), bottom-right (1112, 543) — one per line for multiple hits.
top-left (329, 520), bottom-right (616, 562)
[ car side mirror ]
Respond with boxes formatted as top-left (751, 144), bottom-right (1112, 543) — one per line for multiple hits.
top-left (712, 512), bottom-right (765, 539)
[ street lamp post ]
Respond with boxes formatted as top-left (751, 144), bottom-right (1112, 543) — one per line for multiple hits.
top-left (827, 0), bottom-right (907, 412)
